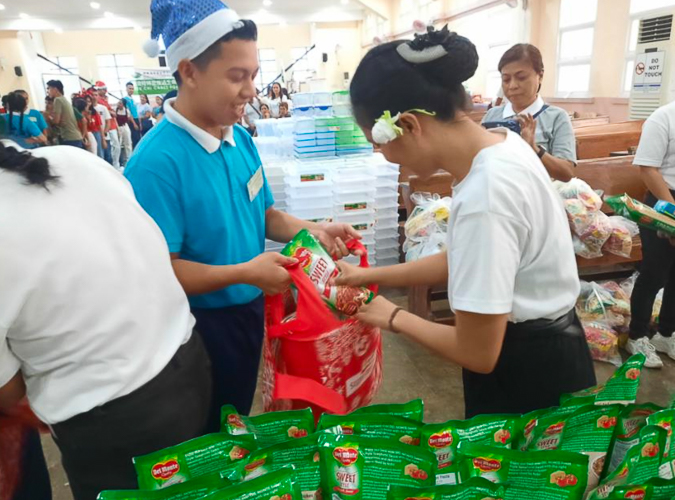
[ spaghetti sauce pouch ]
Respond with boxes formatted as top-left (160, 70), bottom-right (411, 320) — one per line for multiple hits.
top-left (561, 354), bottom-right (646, 406)
top-left (457, 442), bottom-right (589, 500)
top-left (318, 433), bottom-right (436, 500)
top-left (240, 434), bottom-right (323, 500)
top-left (607, 404), bottom-right (663, 477)
top-left (202, 467), bottom-right (302, 500)
top-left (588, 425), bottom-right (667, 500)
top-left (133, 434), bottom-right (257, 490)
top-left (420, 414), bottom-right (520, 485)
top-left (387, 477), bottom-right (507, 500)
top-left (317, 413), bottom-right (424, 445)
top-left (350, 399), bottom-right (425, 422)
top-left (647, 409), bottom-right (675, 479)
top-left (220, 406), bottom-right (316, 448)
top-left (281, 230), bottom-right (373, 316)
top-left (97, 472), bottom-right (230, 500)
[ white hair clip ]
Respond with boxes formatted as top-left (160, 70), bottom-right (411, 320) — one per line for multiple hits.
top-left (371, 109), bottom-right (437, 145)
top-left (396, 43), bottom-right (448, 64)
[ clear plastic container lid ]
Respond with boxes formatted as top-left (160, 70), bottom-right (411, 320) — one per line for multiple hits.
top-left (294, 118), bottom-right (316, 134)
top-left (334, 200), bottom-right (375, 214)
top-left (334, 188), bottom-right (376, 202)
top-left (292, 93), bottom-right (313, 107)
top-left (287, 206), bottom-right (333, 221)
top-left (374, 238), bottom-right (399, 251)
top-left (377, 247), bottom-right (400, 260)
top-left (375, 213), bottom-right (400, 228)
top-left (313, 92), bottom-right (332, 106)
top-left (286, 184), bottom-right (334, 199)
top-left (334, 210), bottom-right (376, 231)
top-left (375, 227), bottom-right (400, 240)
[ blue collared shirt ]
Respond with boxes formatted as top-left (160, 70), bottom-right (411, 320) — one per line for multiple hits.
top-left (26, 109), bottom-right (48, 132)
top-left (123, 96), bottom-right (139, 119)
top-left (124, 99), bottom-right (274, 309)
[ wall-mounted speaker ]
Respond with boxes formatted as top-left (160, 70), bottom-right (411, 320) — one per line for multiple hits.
top-left (14, 66), bottom-right (23, 77)
top-left (322, 53), bottom-right (328, 63)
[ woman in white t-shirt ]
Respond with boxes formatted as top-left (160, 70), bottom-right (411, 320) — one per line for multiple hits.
top-left (337, 26), bottom-right (596, 417)
top-left (264, 82), bottom-right (290, 118)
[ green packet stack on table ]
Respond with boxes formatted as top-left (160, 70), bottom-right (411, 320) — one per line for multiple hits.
top-left (97, 472), bottom-right (230, 500)
top-left (606, 195), bottom-right (675, 237)
top-left (318, 412), bottom-right (425, 445)
top-left (221, 405), bottom-right (315, 448)
top-left (387, 477), bottom-right (507, 500)
top-left (202, 468), bottom-right (302, 500)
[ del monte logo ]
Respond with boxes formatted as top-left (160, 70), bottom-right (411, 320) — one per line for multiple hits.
top-left (428, 432), bottom-right (452, 448)
top-left (545, 422), bottom-right (566, 435)
top-left (151, 459), bottom-right (180, 480)
top-left (333, 447), bottom-right (359, 466)
top-left (624, 488), bottom-right (647, 500)
top-left (473, 457), bottom-right (501, 472)
top-left (227, 413), bottom-right (245, 428)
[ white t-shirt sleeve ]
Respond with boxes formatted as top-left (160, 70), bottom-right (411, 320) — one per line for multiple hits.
top-left (0, 325), bottom-right (21, 387)
top-left (448, 211), bottom-right (527, 315)
top-left (634, 113), bottom-right (670, 168)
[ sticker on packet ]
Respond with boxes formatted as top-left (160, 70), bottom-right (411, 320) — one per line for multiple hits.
top-left (281, 229), bottom-right (374, 316)
top-left (97, 472), bottom-right (231, 500)
top-left (318, 433), bottom-right (437, 500)
top-left (387, 477), bottom-right (507, 500)
top-left (350, 399), bottom-right (425, 422)
top-left (220, 406), bottom-right (316, 448)
top-left (456, 442), bottom-right (589, 500)
top-left (606, 404), bottom-right (663, 476)
top-left (201, 467), bottom-right (302, 500)
top-left (318, 413), bottom-right (424, 445)
top-left (133, 433), bottom-right (257, 490)
top-left (420, 414), bottom-right (520, 485)
top-left (587, 425), bottom-right (667, 500)
top-left (560, 354), bottom-right (645, 407)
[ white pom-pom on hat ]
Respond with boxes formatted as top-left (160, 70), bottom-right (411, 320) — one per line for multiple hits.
top-left (143, 38), bottom-right (161, 58)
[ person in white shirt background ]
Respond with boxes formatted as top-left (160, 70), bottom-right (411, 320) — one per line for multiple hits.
top-left (336, 26), bottom-right (596, 418)
top-left (0, 140), bottom-right (212, 499)
top-left (264, 81), bottom-right (291, 118)
top-left (137, 93), bottom-right (154, 137)
top-left (625, 101), bottom-right (675, 368)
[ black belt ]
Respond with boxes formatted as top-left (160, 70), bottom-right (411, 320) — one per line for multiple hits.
top-left (506, 309), bottom-right (582, 337)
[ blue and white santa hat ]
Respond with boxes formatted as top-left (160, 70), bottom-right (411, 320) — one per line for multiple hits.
top-left (143, 0), bottom-right (243, 74)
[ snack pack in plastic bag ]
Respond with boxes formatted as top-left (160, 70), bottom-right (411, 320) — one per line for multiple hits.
top-left (584, 322), bottom-right (622, 366)
top-left (403, 193), bottom-right (452, 262)
top-left (576, 281), bottom-right (629, 328)
top-left (576, 211), bottom-right (613, 259)
top-left (606, 194), bottom-right (675, 237)
top-left (604, 216), bottom-right (639, 259)
top-left (554, 178), bottom-right (604, 211)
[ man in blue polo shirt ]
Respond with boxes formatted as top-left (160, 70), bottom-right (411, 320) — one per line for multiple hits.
top-left (123, 82), bottom-right (140, 149)
top-left (126, 0), bottom-right (360, 429)
top-left (17, 90), bottom-right (48, 136)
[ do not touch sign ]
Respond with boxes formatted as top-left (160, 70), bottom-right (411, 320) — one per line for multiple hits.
top-left (633, 51), bottom-right (665, 93)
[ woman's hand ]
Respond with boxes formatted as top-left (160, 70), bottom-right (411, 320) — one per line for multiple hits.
top-left (334, 260), bottom-right (371, 287)
top-left (355, 296), bottom-right (400, 330)
top-left (312, 223), bottom-right (362, 260)
top-left (516, 113), bottom-right (537, 150)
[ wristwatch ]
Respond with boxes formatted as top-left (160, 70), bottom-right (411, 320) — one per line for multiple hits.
top-left (537, 145), bottom-right (547, 159)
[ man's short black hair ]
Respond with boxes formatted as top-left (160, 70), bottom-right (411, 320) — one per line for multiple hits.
top-left (174, 19), bottom-right (258, 86)
top-left (46, 80), bottom-right (64, 94)
top-left (126, 82), bottom-right (134, 87)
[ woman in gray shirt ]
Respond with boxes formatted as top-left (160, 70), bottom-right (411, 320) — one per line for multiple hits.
top-left (483, 44), bottom-right (576, 181)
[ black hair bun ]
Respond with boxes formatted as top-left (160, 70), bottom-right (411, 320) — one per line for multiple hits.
top-left (407, 25), bottom-right (479, 86)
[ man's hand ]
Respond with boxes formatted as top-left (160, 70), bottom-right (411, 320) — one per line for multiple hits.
top-left (355, 296), bottom-right (399, 330)
top-left (102, 139), bottom-right (108, 150)
top-left (243, 253), bottom-right (296, 295)
top-left (132, 121), bottom-right (139, 131)
top-left (312, 223), bottom-right (362, 259)
top-left (515, 113), bottom-right (537, 150)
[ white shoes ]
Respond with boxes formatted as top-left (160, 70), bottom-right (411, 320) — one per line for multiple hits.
top-left (651, 332), bottom-right (675, 361)
top-left (626, 337), bottom-right (663, 368)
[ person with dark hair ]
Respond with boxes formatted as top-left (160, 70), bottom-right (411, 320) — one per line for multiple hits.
top-left (115, 100), bottom-right (133, 166)
top-left (0, 137), bottom-right (212, 499)
top-left (278, 100), bottom-right (291, 119)
top-left (46, 80), bottom-right (84, 148)
top-left (260, 102), bottom-right (272, 119)
top-left (16, 90), bottom-right (49, 136)
top-left (85, 94), bottom-right (105, 158)
top-left (4, 91), bottom-right (47, 149)
top-left (336, 26), bottom-right (595, 418)
top-left (72, 97), bottom-right (92, 152)
top-left (152, 95), bottom-right (163, 119)
top-left (127, 0), bottom-right (360, 429)
top-left (482, 43), bottom-right (576, 182)
top-left (137, 93), bottom-right (154, 136)
top-left (263, 81), bottom-right (290, 118)
top-left (95, 81), bottom-right (122, 168)
top-left (123, 82), bottom-right (141, 148)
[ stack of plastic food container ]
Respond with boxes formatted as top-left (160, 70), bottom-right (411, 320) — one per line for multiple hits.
top-left (334, 159), bottom-right (378, 267)
top-left (291, 92), bottom-right (333, 118)
top-left (294, 118), bottom-right (336, 159)
top-left (371, 154), bottom-right (401, 267)
top-left (284, 159), bottom-right (335, 224)
top-left (263, 160), bottom-right (288, 254)
top-left (255, 118), bottom-right (294, 159)
top-left (332, 91), bottom-right (352, 117)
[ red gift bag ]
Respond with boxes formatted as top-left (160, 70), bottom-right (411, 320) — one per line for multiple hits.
top-left (262, 243), bottom-right (382, 418)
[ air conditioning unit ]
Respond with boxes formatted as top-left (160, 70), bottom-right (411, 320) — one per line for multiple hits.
top-left (629, 13), bottom-right (675, 120)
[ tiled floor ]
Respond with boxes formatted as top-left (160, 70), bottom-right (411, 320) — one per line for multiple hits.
top-left (43, 293), bottom-right (675, 500)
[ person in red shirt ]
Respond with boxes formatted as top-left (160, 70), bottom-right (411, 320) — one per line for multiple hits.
top-left (85, 94), bottom-right (105, 159)
top-left (95, 81), bottom-right (121, 169)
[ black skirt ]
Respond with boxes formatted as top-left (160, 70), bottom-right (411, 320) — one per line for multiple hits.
top-left (463, 309), bottom-right (596, 418)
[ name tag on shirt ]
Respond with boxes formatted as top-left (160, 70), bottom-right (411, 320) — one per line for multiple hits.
top-left (247, 166), bottom-right (264, 202)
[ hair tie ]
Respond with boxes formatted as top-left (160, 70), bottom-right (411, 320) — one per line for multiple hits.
top-left (396, 43), bottom-right (448, 64)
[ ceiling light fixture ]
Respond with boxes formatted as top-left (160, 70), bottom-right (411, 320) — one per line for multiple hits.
top-left (19, 12), bottom-right (29, 19)
top-left (103, 11), bottom-right (114, 18)
top-left (263, 0), bottom-right (272, 6)
top-left (0, 4), bottom-right (6, 11)
top-left (90, 1), bottom-right (101, 9)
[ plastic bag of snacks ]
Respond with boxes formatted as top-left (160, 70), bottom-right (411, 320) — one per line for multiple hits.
top-left (403, 193), bottom-right (452, 262)
top-left (350, 399), bottom-right (424, 421)
top-left (604, 216), bottom-right (639, 259)
top-left (606, 194), bottom-right (675, 237)
top-left (584, 322), bottom-right (623, 366)
top-left (588, 425), bottom-right (667, 500)
top-left (561, 354), bottom-right (646, 407)
top-left (263, 263), bottom-right (382, 418)
top-left (220, 406), bottom-right (315, 448)
top-left (457, 442), bottom-right (589, 499)
top-left (281, 230), bottom-right (374, 316)
top-left (554, 178), bottom-right (604, 211)
top-left (205, 467), bottom-right (302, 500)
top-left (317, 413), bottom-right (424, 445)
top-left (606, 404), bottom-right (664, 476)
top-left (387, 477), bottom-right (507, 500)
top-left (133, 434), bottom-right (256, 489)
top-left (318, 433), bottom-right (436, 500)
top-left (576, 281), bottom-right (628, 328)
top-left (420, 414), bottom-right (520, 485)
top-left (97, 472), bottom-right (230, 499)
top-left (574, 211), bottom-right (613, 259)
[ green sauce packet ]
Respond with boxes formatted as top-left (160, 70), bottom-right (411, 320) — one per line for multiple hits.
top-left (607, 404), bottom-right (663, 477)
top-left (588, 425), bottom-right (667, 500)
top-left (647, 409), bottom-right (675, 479)
top-left (220, 405), bottom-right (316, 448)
top-left (318, 413), bottom-right (424, 445)
top-left (387, 477), bottom-right (507, 500)
top-left (350, 399), bottom-right (425, 422)
top-left (457, 442), bottom-right (589, 500)
top-left (561, 354), bottom-right (646, 407)
top-left (240, 433), bottom-right (324, 500)
top-left (419, 414), bottom-right (520, 485)
top-left (133, 433), bottom-right (257, 490)
top-left (97, 472), bottom-right (230, 500)
top-left (201, 467), bottom-right (302, 500)
top-left (318, 433), bottom-right (437, 500)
